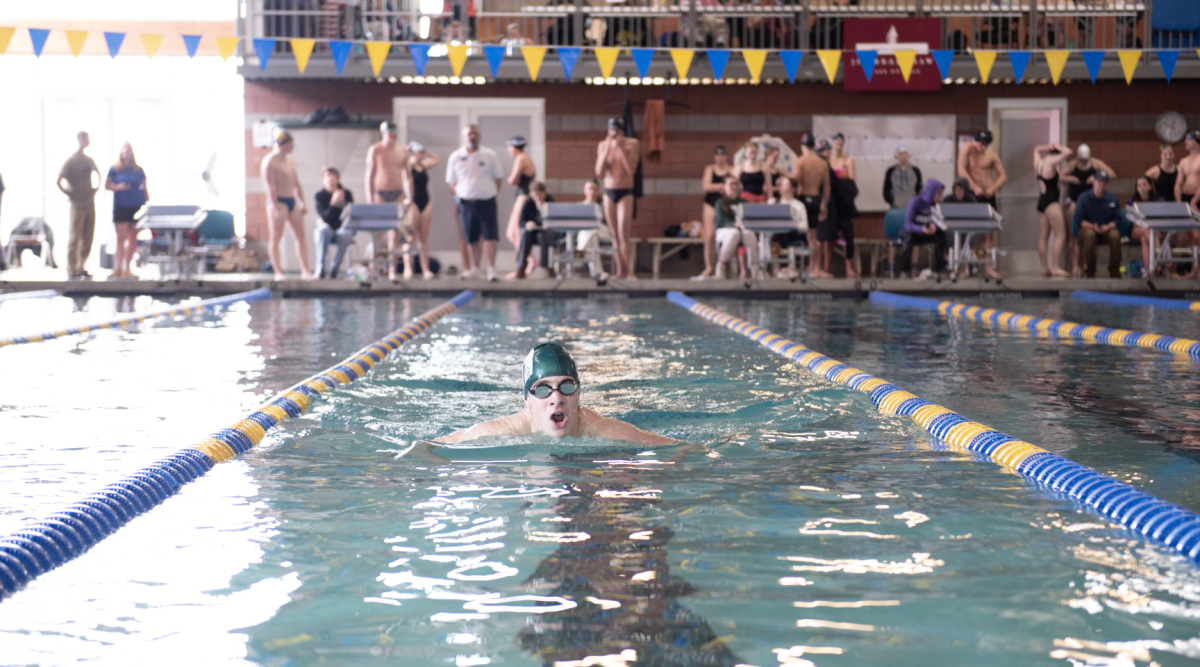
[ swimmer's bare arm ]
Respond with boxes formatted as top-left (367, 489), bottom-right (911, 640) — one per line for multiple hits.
top-left (595, 139), bottom-right (614, 178)
top-left (365, 144), bottom-right (378, 203)
top-left (435, 413), bottom-right (527, 444)
top-left (583, 409), bottom-right (681, 447)
top-left (986, 153), bottom-right (1007, 197)
top-left (957, 143), bottom-right (983, 194)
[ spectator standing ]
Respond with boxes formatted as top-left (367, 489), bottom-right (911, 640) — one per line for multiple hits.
top-left (313, 167), bottom-right (354, 279)
top-left (447, 124), bottom-right (505, 281)
top-left (830, 133), bottom-right (856, 181)
top-left (407, 142), bottom-right (440, 280)
top-left (365, 121), bottom-right (412, 281)
top-left (1146, 144), bottom-right (1178, 202)
top-left (57, 131), bottom-right (101, 280)
top-left (1033, 143), bottom-right (1072, 279)
top-left (261, 130), bottom-right (315, 281)
top-left (694, 145), bottom-right (732, 280)
top-left (595, 117), bottom-right (640, 280)
top-left (883, 145), bottom-right (922, 212)
top-left (1125, 175), bottom-right (1156, 277)
top-left (815, 140), bottom-right (858, 279)
top-left (734, 141), bottom-right (771, 203)
top-left (1071, 170), bottom-right (1121, 278)
top-left (957, 130), bottom-right (1006, 280)
top-left (899, 179), bottom-right (949, 278)
top-left (104, 142), bottom-right (148, 279)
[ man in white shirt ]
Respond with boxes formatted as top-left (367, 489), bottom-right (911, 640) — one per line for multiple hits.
top-left (446, 124), bottom-right (505, 281)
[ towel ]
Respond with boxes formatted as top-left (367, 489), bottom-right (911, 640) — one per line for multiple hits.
top-left (644, 99), bottom-right (666, 164)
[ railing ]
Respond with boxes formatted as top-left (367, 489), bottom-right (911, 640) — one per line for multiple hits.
top-left (244, 0), bottom-right (1181, 57)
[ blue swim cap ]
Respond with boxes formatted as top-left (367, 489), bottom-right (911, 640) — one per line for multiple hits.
top-left (522, 343), bottom-right (579, 395)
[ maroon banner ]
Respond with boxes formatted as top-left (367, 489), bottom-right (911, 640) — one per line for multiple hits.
top-left (844, 18), bottom-right (942, 92)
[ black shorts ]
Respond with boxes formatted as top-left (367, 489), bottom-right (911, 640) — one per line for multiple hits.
top-left (800, 196), bottom-right (821, 230)
top-left (816, 216), bottom-right (855, 259)
top-left (979, 194), bottom-right (998, 211)
top-left (1036, 191), bottom-right (1059, 213)
top-left (458, 198), bottom-right (498, 244)
top-left (113, 206), bottom-right (140, 223)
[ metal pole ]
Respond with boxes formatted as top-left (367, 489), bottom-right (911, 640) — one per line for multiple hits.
top-left (574, 0), bottom-right (583, 47)
top-left (916, 0), bottom-right (924, 19)
top-left (799, 0), bottom-right (809, 51)
top-left (1028, 0), bottom-right (1037, 49)
top-left (687, 0), bottom-right (698, 49)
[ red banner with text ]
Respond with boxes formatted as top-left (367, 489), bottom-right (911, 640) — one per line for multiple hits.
top-left (844, 18), bottom-right (942, 92)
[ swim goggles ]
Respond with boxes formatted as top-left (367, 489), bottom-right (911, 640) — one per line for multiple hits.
top-left (530, 380), bottom-right (578, 399)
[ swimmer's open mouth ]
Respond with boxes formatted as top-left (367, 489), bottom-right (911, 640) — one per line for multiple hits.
top-left (550, 412), bottom-right (566, 427)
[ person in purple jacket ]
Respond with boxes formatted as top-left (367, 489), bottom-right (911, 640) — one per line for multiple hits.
top-left (898, 178), bottom-right (948, 278)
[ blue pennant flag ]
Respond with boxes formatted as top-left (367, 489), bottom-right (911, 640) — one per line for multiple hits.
top-left (1081, 50), bottom-right (1105, 83)
top-left (253, 39), bottom-right (276, 72)
top-left (631, 48), bottom-right (655, 78)
top-left (103, 32), bottom-right (125, 58)
top-left (557, 47), bottom-right (581, 81)
top-left (778, 50), bottom-right (803, 83)
top-left (706, 49), bottom-right (730, 80)
top-left (1157, 50), bottom-right (1179, 82)
top-left (931, 50), bottom-right (954, 79)
top-left (181, 34), bottom-right (202, 58)
top-left (409, 43), bottom-right (432, 75)
top-left (328, 40), bottom-right (352, 75)
top-left (856, 50), bottom-right (877, 82)
top-left (483, 45), bottom-right (505, 78)
top-left (28, 28), bottom-right (50, 57)
top-left (1008, 50), bottom-right (1031, 84)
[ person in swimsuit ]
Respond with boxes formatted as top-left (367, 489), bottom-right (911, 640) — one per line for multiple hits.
top-left (260, 130), bottom-right (315, 281)
top-left (733, 140), bottom-right (770, 203)
top-left (365, 121), bottom-right (412, 280)
top-left (435, 343), bottom-right (679, 445)
top-left (406, 141), bottom-right (440, 280)
top-left (694, 145), bottom-right (732, 280)
top-left (1175, 132), bottom-right (1200, 277)
top-left (1146, 144), bottom-right (1178, 203)
top-left (595, 117), bottom-right (640, 280)
top-left (791, 134), bottom-right (832, 279)
top-left (504, 136), bottom-right (538, 271)
top-left (1033, 143), bottom-right (1073, 279)
top-left (830, 132), bottom-right (856, 181)
top-left (957, 130), bottom-right (1006, 281)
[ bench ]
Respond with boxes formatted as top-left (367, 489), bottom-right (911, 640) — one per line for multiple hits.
top-left (643, 237), bottom-right (705, 279)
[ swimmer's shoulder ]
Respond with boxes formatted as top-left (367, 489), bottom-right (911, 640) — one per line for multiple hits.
top-left (581, 408), bottom-right (680, 446)
top-left (436, 412), bottom-right (528, 444)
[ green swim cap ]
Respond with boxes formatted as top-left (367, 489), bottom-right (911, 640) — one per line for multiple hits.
top-left (522, 343), bottom-right (579, 394)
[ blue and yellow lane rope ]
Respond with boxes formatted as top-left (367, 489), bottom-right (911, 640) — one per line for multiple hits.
top-left (666, 291), bottom-right (1200, 564)
top-left (1072, 289), bottom-right (1200, 312)
top-left (0, 288), bottom-right (273, 348)
top-left (869, 291), bottom-right (1200, 358)
top-left (0, 290), bottom-right (476, 600)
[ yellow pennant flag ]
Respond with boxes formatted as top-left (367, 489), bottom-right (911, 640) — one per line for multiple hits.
top-left (216, 36), bottom-right (239, 61)
top-left (670, 48), bottom-right (694, 79)
top-left (816, 49), bottom-right (841, 83)
top-left (521, 45), bottom-right (547, 81)
top-left (65, 30), bottom-right (88, 57)
top-left (141, 33), bottom-right (163, 59)
top-left (290, 39), bottom-right (315, 73)
top-left (1044, 50), bottom-right (1069, 85)
top-left (1118, 49), bottom-right (1141, 84)
top-left (973, 50), bottom-right (997, 81)
top-left (365, 41), bottom-right (391, 76)
top-left (894, 50), bottom-right (916, 83)
top-left (594, 47), bottom-right (620, 79)
top-left (742, 49), bottom-right (767, 83)
top-left (447, 44), bottom-right (468, 77)
top-left (0, 26), bottom-right (15, 55)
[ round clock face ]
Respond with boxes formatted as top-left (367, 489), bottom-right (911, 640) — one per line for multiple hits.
top-left (1156, 111), bottom-right (1187, 144)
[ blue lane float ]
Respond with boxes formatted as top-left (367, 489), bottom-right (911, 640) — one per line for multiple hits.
top-left (667, 290), bottom-right (1200, 564)
top-left (0, 290), bottom-right (476, 600)
top-left (0, 289), bottom-right (58, 302)
top-left (869, 290), bottom-right (1200, 358)
top-left (0, 288), bottom-right (273, 348)
top-left (1071, 289), bottom-right (1200, 312)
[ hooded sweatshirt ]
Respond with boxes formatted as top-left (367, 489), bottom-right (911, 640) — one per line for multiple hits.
top-left (903, 178), bottom-right (944, 235)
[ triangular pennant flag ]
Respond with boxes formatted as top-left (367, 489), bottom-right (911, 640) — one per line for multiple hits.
top-left (931, 49), bottom-right (954, 79)
top-left (1118, 50), bottom-right (1141, 84)
top-left (365, 41), bottom-right (391, 76)
top-left (816, 50), bottom-right (840, 83)
top-left (1008, 50), bottom-right (1031, 84)
top-left (290, 38), bottom-right (315, 74)
top-left (447, 44), bottom-right (469, 77)
top-left (631, 48), bottom-right (654, 78)
top-left (1081, 50), bottom-right (1105, 83)
top-left (410, 43), bottom-right (432, 75)
top-left (141, 33), bottom-right (163, 59)
top-left (895, 50), bottom-right (916, 83)
top-left (594, 47), bottom-right (619, 79)
top-left (1044, 50), bottom-right (1069, 84)
top-left (253, 38), bottom-right (275, 71)
top-left (482, 45), bottom-right (505, 78)
top-left (521, 45), bottom-right (547, 81)
top-left (856, 50), bottom-right (877, 81)
top-left (670, 48), bottom-right (694, 79)
top-left (181, 34), bottom-right (201, 58)
top-left (706, 49), bottom-right (730, 80)
top-left (557, 47), bottom-right (581, 81)
top-left (1157, 50), bottom-right (1178, 82)
top-left (778, 50), bottom-right (802, 83)
top-left (328, 40), bottom-right (352, 74)
top-left (108, 31), bottom-right (133, 59)
top-left (743, 49), bottom-right (767, 83)
top-left (0, 27), bottom-right (15, 55)
top-left (216, 36), bottom-right (239, 61)
top-left (973, 50), bottom-right (997, 81)
top-left (28, 28), bottom-right (50, 57)
top-left (65, 30), bottom-right (88, 57)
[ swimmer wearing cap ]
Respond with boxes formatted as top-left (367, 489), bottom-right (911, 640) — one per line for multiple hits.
top-left (366, 120), bottom-right (412, 280)
top-left (596, 118), bottom-right (641, 280)
top-left (956, 129), bottom-right (1006, 280)
top-left (436, 343), bottom-right (679, 446)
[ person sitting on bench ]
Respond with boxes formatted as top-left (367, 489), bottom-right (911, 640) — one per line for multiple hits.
top-left (508, 182), bottom-right (557, 280)
top-left (898, 179), bottom-right (949, 278)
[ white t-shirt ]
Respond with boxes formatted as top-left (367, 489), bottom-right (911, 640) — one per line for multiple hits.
top-left (445, 145), bottom-right (504, 200)
top-left (767, 197), bottom-right (809, 231)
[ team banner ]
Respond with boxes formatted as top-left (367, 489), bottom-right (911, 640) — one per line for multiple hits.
top-left (844, 18), bottom-right (940, 91)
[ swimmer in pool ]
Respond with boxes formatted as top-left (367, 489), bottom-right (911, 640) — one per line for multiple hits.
top-left (435, 343), bottom-right (680, 447)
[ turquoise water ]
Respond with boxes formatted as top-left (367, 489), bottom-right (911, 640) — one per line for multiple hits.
top-left (1, 295), bottom-right (1199, 666)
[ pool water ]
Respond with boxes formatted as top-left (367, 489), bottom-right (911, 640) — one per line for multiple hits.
top-left (2, 295), bottom-right (1199, 666)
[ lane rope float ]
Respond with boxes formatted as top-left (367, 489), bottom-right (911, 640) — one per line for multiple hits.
top-left (0, 290), bottom-right (476, 601)
top-left (1071, 289), bottom-right (1200, 312)
top-left (0, 288), bottom-right (274, 348)
top-left (869, 290), bottom-right (1200, 359)
top-left (667, 291), bottom-right (1200, 564)
top-left (0, 290), bottom-right (58, 302)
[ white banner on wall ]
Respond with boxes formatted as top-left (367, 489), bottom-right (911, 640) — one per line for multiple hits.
top-left (813, 115), bottom-right (957, 213)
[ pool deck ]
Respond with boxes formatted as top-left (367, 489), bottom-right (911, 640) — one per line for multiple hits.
top-left (3, 271), bottom-right (1200, 300)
